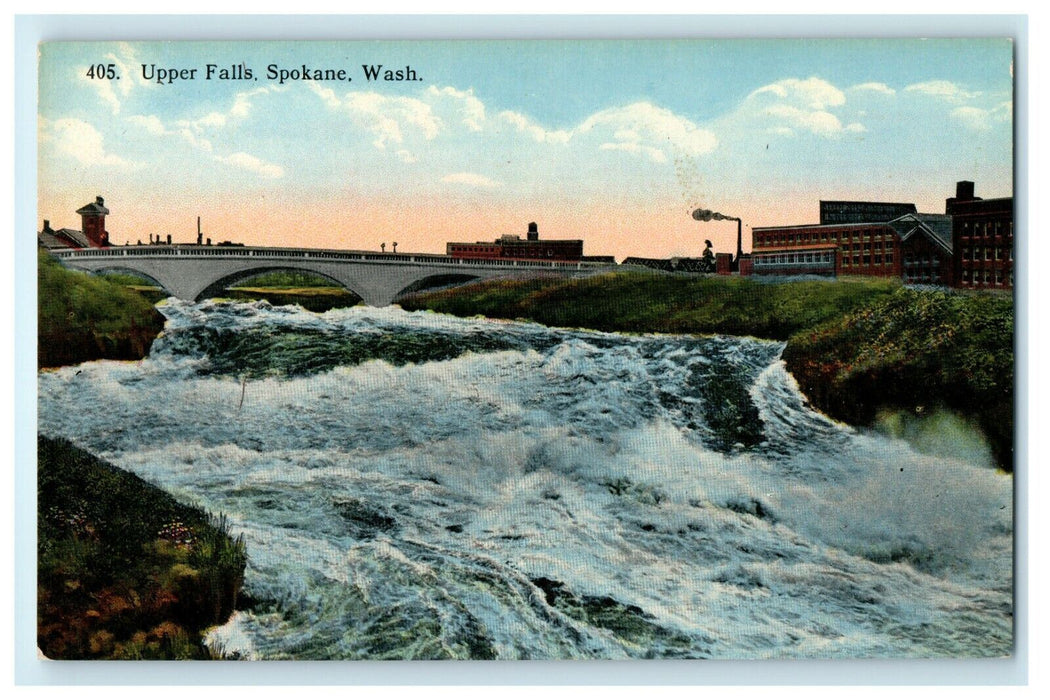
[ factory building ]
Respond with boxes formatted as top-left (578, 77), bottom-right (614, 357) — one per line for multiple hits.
top-left (750, 182), bottom-right (1011, 288)
top-left (447, 222), bottom-right (584, 261)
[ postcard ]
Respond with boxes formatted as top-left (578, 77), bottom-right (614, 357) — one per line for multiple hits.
top-left (33, 34), bottom-right (1016, 665)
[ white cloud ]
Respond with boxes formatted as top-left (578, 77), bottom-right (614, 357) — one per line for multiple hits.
top-left (498, 110), bottom-right (572, 144)
top-left (764, 104), bottom-right (844, 137)
top-left (308, 84), bottom-right (714, 166)
top-left (83, 42), bottom-right (144, 115)
top-left (904, 80), bottom-right (979, 102)
top-left (178, 128), bottom-right (213, 153)
top-left (441, 172), bottom-right (501, 188)
top-left (996, 100), bottom-right (1013, 121)
top-left (215, 151), bottom-right (285, 179)
top-left (194, 112), bottom-right (228, 128)
top-left (740, 77), bottom-right (863, 138)
top-left (308, 82), bottom-right (342, 109)
top-left (426, 85), bottom-right (486, 132)
top-left (40, 117), bottom-right (135, 167)
top-left (331, 91), bottom-right (443, 150)
top-left (177, 86), bottom-right (282, 134)
top-left (127, 114), bottom-right (166, 135)
top-left (230, 86), bottom-right (276, 119)
top-left (599, 141), bottom-right (667, 163)
top-left (578, 102), bottom-right (718, 157)
top-left (749, 77), bottom-right (846, 110)
top-left (121, 88), bottom-right (290, 177)
top-left (950, 103), bottom-right (1011, 132)
top-left (849, 82), bottom-right (896, 96)
top-left (951, 107), bottom-right (991, 131)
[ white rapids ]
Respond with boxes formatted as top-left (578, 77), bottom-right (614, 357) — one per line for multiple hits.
top-left (37, 300), bottom-right (1013, 659)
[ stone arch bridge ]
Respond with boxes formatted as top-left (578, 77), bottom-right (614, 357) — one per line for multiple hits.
top-left (51, 245), bottom-right (615, 307)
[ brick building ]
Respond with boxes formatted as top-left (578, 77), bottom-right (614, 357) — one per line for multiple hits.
top-left (948, 181), bottom-right (1014, 290)
top-left (447, 222), bottom-right (584, 261)
top-left (38, 196), bottom-right (111, 249)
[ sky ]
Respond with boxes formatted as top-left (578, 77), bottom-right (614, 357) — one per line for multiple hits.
top-left (37, 39), bottom-right (1014, 260)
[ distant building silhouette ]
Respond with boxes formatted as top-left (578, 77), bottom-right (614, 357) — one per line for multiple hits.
top-left (447, 223), bottom-right (584, 261)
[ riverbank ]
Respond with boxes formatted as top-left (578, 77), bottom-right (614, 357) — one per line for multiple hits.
top-left (401, 272), bottom-right (1014, 471)
top-left (38, 250), bottom-right (166, 367)
top-left (37, 435), bottom-right (248, 659)
top-left (37, 253), bottom-right (249, 659)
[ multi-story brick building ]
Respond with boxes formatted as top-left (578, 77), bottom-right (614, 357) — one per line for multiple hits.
top-left (948, 181), bottom-right (1014, 290)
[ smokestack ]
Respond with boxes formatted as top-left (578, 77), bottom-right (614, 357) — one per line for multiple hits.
top-left (736, 218), bottom-right (742, 264)
top-left (527, 222), bottom-right (539, 241)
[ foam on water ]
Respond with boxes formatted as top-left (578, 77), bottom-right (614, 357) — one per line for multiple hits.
top-left (38, 301), bottom-right (1013, 659)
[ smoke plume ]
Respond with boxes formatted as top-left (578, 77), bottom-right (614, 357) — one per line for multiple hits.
top-left (692, 208), bottom-right (739, 222)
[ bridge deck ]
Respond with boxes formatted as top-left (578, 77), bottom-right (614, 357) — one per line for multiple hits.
top-left (50, 245), bottom-right (614, 271)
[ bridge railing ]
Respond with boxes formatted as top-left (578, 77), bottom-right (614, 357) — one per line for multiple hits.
top-left (50, 245), bottom-right (617, 271)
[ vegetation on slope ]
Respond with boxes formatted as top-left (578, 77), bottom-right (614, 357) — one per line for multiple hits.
top-left (38, 250), bottom-right (166, 367)
top-left (401, 272), bottom-right (900, 340)
top-left (38, 436), bottom-right (248, 659)
top-left (783, 286), bottom-right (1013, 470)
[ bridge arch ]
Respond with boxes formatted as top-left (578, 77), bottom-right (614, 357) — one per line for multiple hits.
top-left (91, 266), bottom-right (171, 294)
top-left (193, 265), bottom-right (365, 303)
top-left (394, 273), bottom-right (483, 300)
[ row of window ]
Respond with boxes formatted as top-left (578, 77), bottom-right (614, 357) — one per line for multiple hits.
top-left (960, 221), bottom-right (1012, 236)
top-left (753, 251), bottom-right (835, 266)
top-left (756, 229), bottom-right (889, 247)
top-left (958, 247), bottom-right (1012, 262)
top-left (453, 246), bottom-right (500, 254)
top-left (960, 269), bottom-right (1011, 286)
top-left (903, 270), bottom-right (946, 283)
top-left (843, 254), bottom-right (894, 267)
top-left (903, 255), bottom-right (939, 266)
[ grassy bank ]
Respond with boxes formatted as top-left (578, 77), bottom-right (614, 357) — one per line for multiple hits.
top-left (224, 270), bottom-right (362, 311)
top-left (225, 287), bottom-right (361, 312)
top-left (402, 272), bottom-right (1014, 471)
top-left (400, 272), bottom-right (900, 340)
top-left (38, 250), bottom-right (166, 367)
top-left (38, 435), bottom-right (247, 659)
top-left (783, 286), bottom-right (1013, 470)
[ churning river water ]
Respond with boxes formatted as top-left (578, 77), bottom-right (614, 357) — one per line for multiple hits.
top-left (37, 300), bottom-right (1013, 659)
